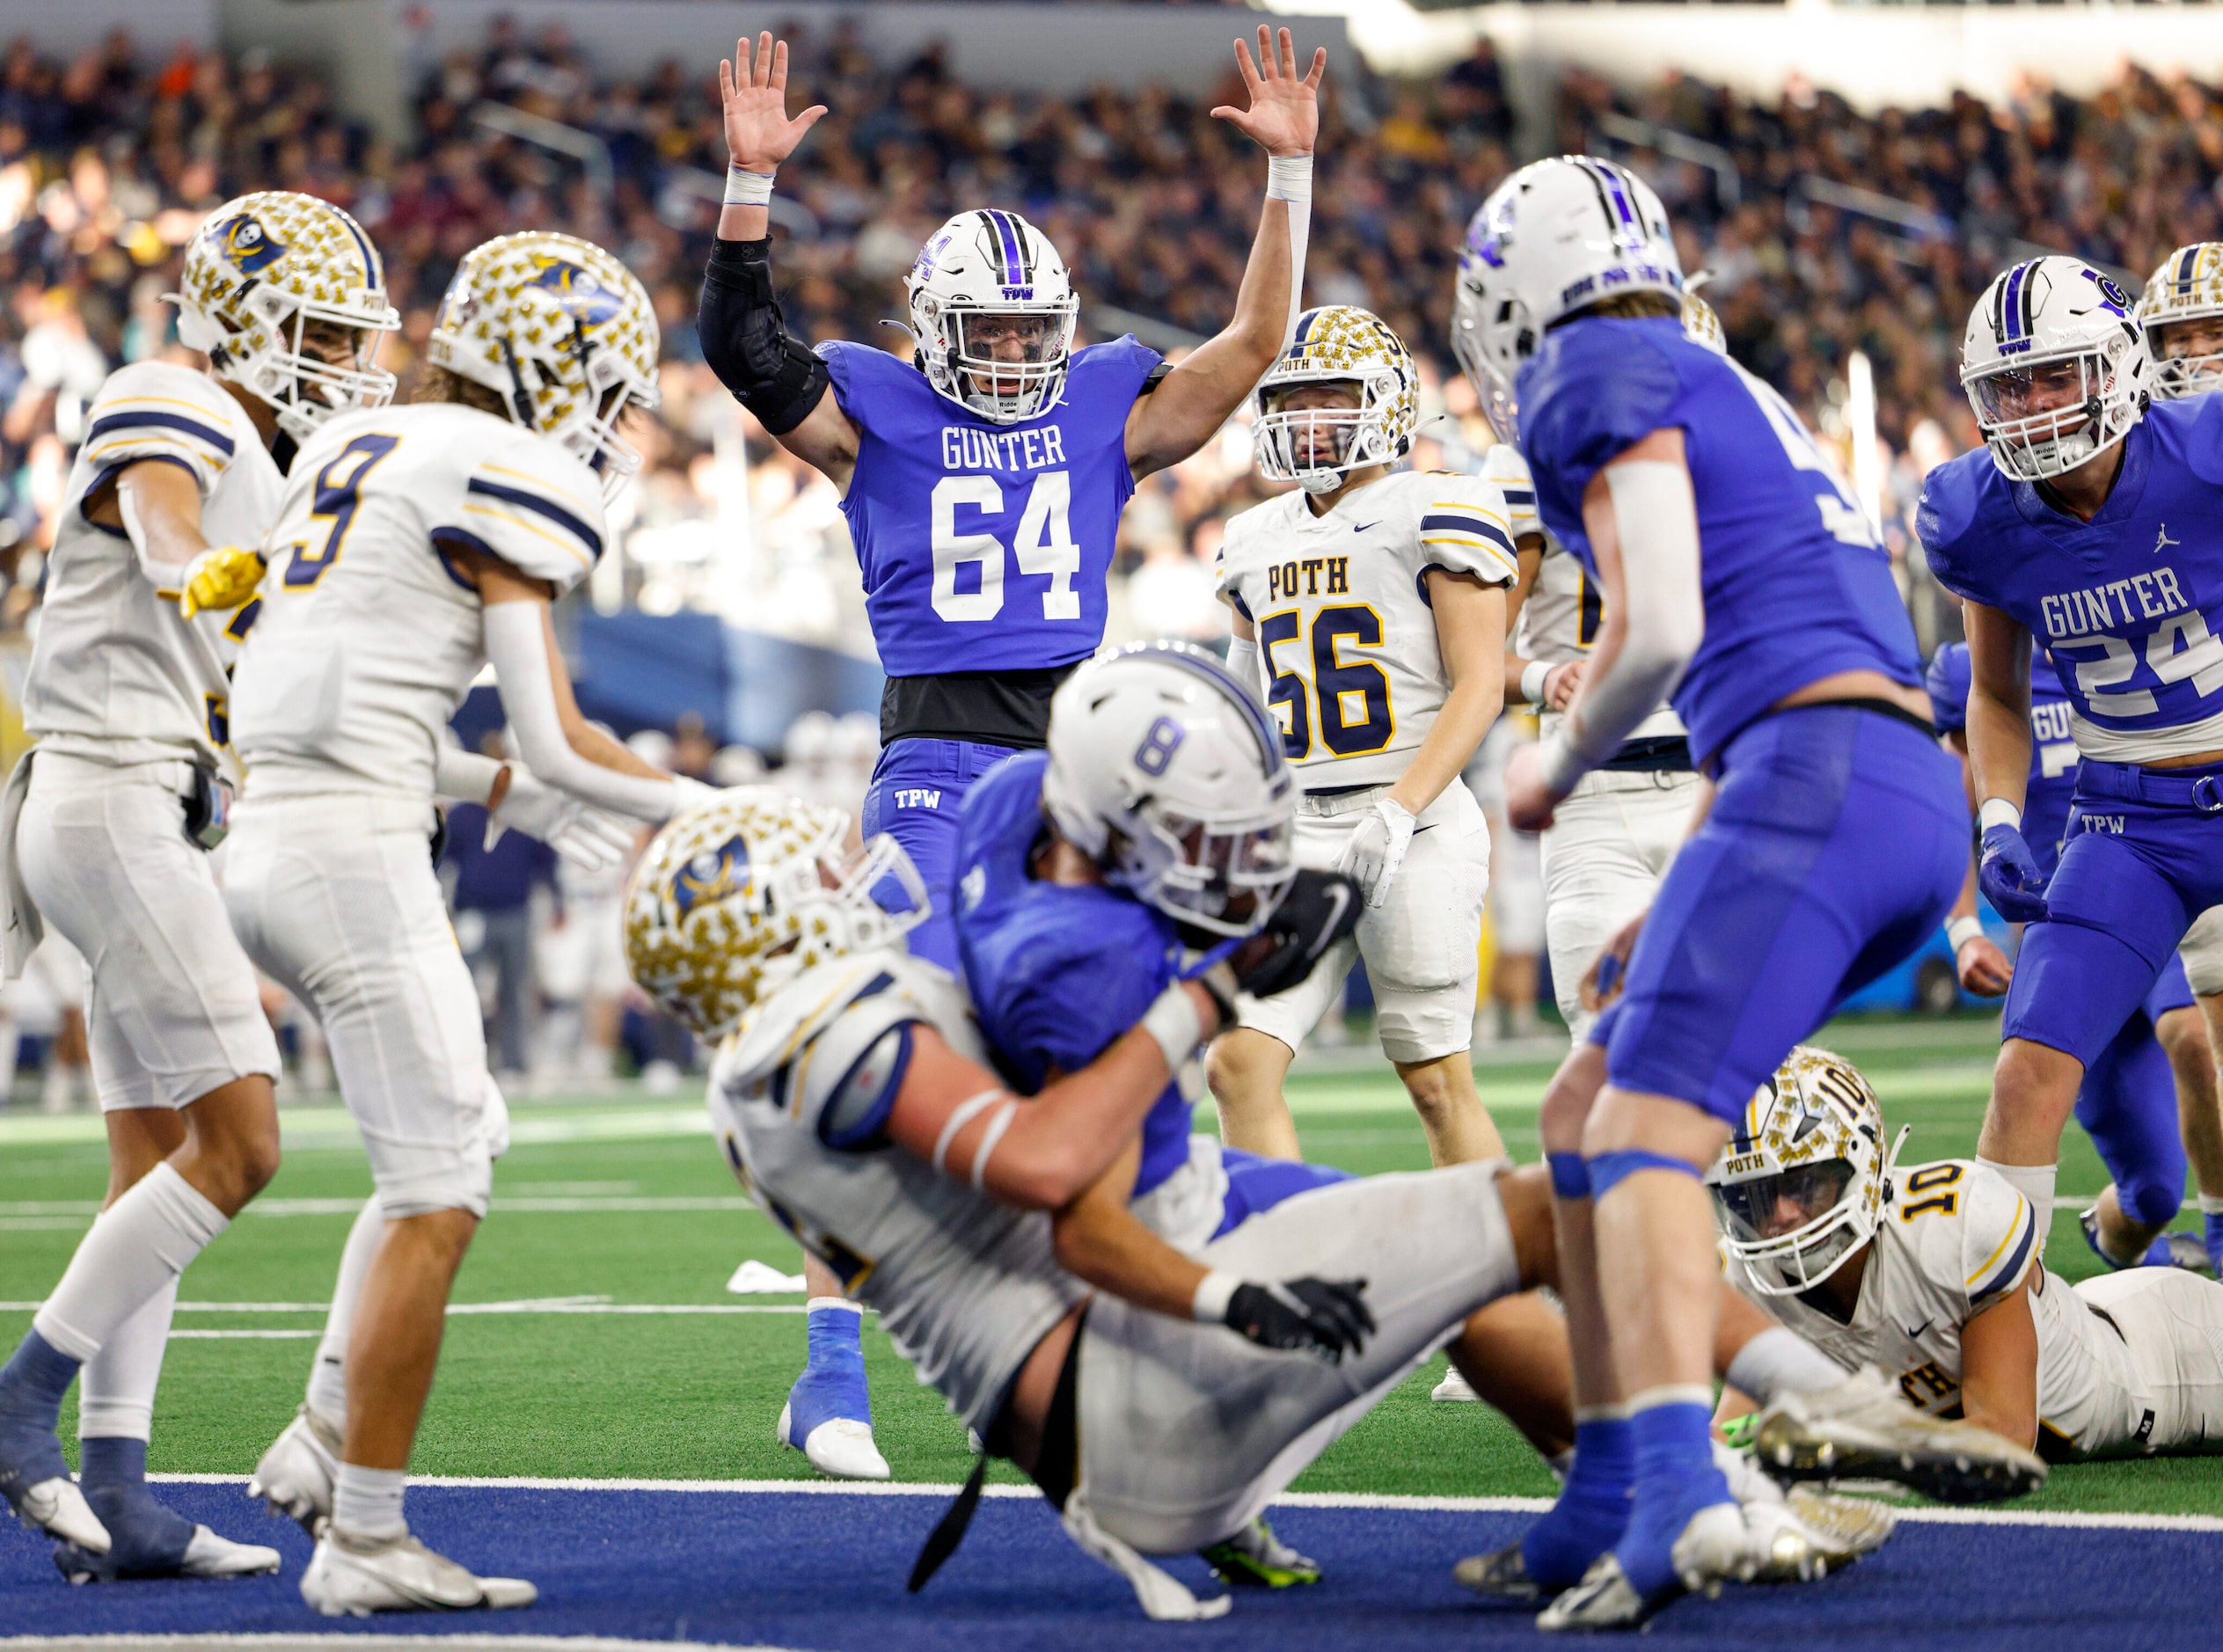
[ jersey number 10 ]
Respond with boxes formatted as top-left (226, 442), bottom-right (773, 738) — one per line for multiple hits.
top-left (930, 471), bottom-right (1081, 623)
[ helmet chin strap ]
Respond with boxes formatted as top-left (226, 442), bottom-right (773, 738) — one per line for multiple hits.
top-left (1297, 470), bottom-right (1343, 496)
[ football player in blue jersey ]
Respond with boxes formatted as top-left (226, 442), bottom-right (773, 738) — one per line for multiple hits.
top-left (1920, 254), bottom-right (2223, 1296)
top-left (1464, 157), bottom-right (2027, 1628)
top-left (697, 28), bottom-right (1322, 1479)
top-left (1927, 640), bottom-right (2221, 1275)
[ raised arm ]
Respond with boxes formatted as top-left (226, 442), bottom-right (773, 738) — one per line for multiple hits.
top-left (1124, 27), bottom-right (1323, 480)
top-left (1503, 428), bottom-right (1704, 832)
top-left (701, 33), bottom-right (858, 488)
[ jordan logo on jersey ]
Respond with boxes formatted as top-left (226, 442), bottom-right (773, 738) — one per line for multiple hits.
top-left (2157, 524), bottom-right (2181, 554)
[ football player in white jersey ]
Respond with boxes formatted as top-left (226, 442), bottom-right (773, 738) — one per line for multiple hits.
top-left (220, 230), bottom-right (698, 1616)
top-left (1714, 1045), bottom-right (2223, 1461)
top-left (1206, 305), bottom-right (1517, 1168)
top-left (0, 191), bottom-right (401, 1581)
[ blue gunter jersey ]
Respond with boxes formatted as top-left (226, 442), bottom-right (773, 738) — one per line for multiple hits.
top-left (952, 750), bottom-right (1196, 1197)
top-left (1920, 398), bottom-right (2223, 764)
top-left (823, 337), bottom-right (1164, 677)
top-left (1517, 317), bottom-right (1923, 764)
top-left (1927, 642), bottom-right (2078, 876)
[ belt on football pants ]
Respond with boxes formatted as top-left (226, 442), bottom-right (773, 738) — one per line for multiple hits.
top-left (2078, 758), bottom-right (2223, 815)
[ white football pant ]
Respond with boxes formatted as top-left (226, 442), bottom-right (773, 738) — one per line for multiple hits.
top-left (1538, 766), bottom-right (1703, 1041)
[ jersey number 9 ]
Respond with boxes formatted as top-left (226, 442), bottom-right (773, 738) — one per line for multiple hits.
top-left (282, 433), bottom-right (402, 590)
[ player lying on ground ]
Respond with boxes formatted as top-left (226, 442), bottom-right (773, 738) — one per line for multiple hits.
top-left (0, 190), bottom-right (401, 1583)
top-left (1467, 155), bottom-right (2029, 1630)
top-left (699, 26), bottom-right (1324, 1477)
top-left (1928, 640), bottom-right (2223, 1274)
top-left (1203, 306), bottom-right (1515, 1169)
top-left (1920, 255), bottom-right (2223, 1271)
top-left (1712, 1045), bottom-right (2223, 1461)
top-left (221, 230), bottom-right (691, 1617)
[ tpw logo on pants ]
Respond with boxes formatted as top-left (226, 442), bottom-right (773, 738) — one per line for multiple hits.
top-left (2080, 815), bottom-right (2126, 835)
top-left (892, 789), bottom-right (942, 809)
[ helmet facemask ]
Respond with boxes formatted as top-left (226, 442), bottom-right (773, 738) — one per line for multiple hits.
top-left (230, 296), bottom-right (399, 443)
top-left (1963, 333), bottom-right (2145, 482)
top-left (926, 296), bottom-right (1077, 425)
top-left (1255, 377), bottom-right (1393, 495)
top-left (1106, 802), bottom-right (1296, 939)
top-left (1714, 1158), bottom-right (1866, 1295)
top-left (1451, 265), bottom-right (1530, 444)
top-left (2146, 314), bottom-right (2223, 402)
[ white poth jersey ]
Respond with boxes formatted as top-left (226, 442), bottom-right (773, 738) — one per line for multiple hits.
top-left (1215, 470), bottom-right (1517, 789)
top-left (1725, 1159), bottom-right (2145, 1457)
top-left (230, 402), bottom-right (603, 805)
top-left (25, 362), bottom-right (282, 773)
top-left (1489, 443), bottom-right (1685, 747)
top-left (708, 948), bottom-right (1088, 1433)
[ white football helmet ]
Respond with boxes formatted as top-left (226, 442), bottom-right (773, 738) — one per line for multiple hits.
top-left (1681, 289), bottom-right (1728, 357)
top-left (1452, 157), bottom-right (1682, 440)
top-left (427, 230), bottom-right (662, 500)
top-left (1706, 1046), bottom-right (1908, 1297)
top-left (1042, 642), bottom-right (1296, 938)
top-left (2137, 243), bottom-right (2223, 402)
top-left (1254, 305), bottom-right (1419, 494)
top-left (1961, 256), bottom-right (2149, 482)
top-left (623, 788), bottom-right (928, 1042)
top-left (170, 191), bottom-right (401, 443)
top-left (907, 210), bottom-right (1079, 425)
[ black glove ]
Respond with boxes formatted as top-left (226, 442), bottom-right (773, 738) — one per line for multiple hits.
top-left (1225, 1276), bottom-right (1374, 1363)
top-left (1235, 869), bottom-right (1362, 1000)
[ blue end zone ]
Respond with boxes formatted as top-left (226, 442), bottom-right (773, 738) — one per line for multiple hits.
top-left (2, 1482), bottom-right (2216, 1651)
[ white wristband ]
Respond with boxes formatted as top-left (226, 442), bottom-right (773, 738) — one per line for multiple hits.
top-left (1520, 659), bottom-right (1554, 705)
top-left (724, 165), bottom-right (775, 207)
top-left (1138, 982), bottom-right (1205, 1071)
top-left (1265, 153), bottom-right (1313, 203)
top-left (1947, 915), bottom-right (1985, 952)
top-left (1978, 798), bottom-right (2022, 834)
top-left (1191, 1269), bottom-right (1239, 1324)
top-left (1535, 730), bottom-right (1588, 796)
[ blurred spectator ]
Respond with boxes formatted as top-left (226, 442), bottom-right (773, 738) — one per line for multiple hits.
top-left (444, 798), bottom-right (558, 1079)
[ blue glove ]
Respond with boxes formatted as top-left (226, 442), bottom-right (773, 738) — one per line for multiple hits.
top-left (1978, 823), bottom-right (2051, 923)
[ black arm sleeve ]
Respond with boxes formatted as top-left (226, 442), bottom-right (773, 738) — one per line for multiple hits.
top-left (698, 237), bottom-right (832, 437)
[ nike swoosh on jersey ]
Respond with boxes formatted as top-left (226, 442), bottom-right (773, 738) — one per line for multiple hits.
top-left (1903, 1320), bottom-right (1932, 1339)
top-left (1352, 521), bottom-right (1382, 533)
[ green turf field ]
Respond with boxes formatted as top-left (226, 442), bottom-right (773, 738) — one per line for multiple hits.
top-left (3, 1012), bottom-right (2215, 1516)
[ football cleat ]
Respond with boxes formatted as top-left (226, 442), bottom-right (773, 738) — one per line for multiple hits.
top-left (248, 1405), bottom-right (342, 1532)
top-left (1201, 1517), bottom-right (1320, 1588)
top-left (58, 1523), bottom-right (282, 1583)
top-left (776, 1404), bottom-right (889, 1481)
top-left (1773, 1486), bottom-right (1896, 1576)
top-left (1533, 1552), bottom-right (1647, 1632)
top-left (1454, 1539), bottom-right (1546, 1600)
top-left (1539, 1500), bottom-right (1758, 1632)
top-left (1751, 1365), bottom-right (2046, 1503)
top-left (2079, 1207), bottom-right (2213, 1275)
top-left (3, 1471), bottom-right (109, 1554)
top-left (301, 1524), bottom-right (536, 1616)
top-left (1430, 1365), bottom-right (1481, 1403)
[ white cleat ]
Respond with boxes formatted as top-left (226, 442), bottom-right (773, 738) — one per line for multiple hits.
top-left (248, 1405), bottom-right (341, 1533)
top-left (301, 1524), bottom-right (536, 1616)
top-left (58, 1524), bottom-right (282, 1584)
top-left (1752, 1365), bottom-right (2047, 1504)
top-left (11, 1473), bottom-right (110, 1553)
top-left (1766, 1486), bottom-right (1897, 1578)
top-left (778, 1402), bottom-right (889, 1481)
top-left (1430, 1365), bottom-right (1481, 1403)
top-left (1535, 1502), bottom-right (1759, 1633)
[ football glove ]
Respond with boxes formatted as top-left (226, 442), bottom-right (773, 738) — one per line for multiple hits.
top-left (176, 545), bottom-right (266, 619)
top-left (1334, 797), bottom-right (1415, 908)
top-left (1978, 822), bottom-right (2051, 923)
top-left (488, 768), bottom-right (639, 870)
top-left (1235, 868), bottom-right (1361, 1000)
top-left (1225, 1277), bottom-right (1374, 1363)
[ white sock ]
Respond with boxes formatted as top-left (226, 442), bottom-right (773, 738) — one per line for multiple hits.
top-left (33, 1163), bottom-right (227, 1362)
top-left (77, 1274), bottom-right (177, 1442)
top-left (306, 1195), bottom-right (385, 1429)
top-left (2200, 1195), bottom-right (2223, 1217)
top-left (1723, 1326), bottom-right (1846, 1406)
top-left (1977, 1157), bottom-right (2058, 1222)
top-left (332, 1461), bottom-right (407, 1539)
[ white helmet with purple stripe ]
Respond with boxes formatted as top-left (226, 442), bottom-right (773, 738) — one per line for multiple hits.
top-left (907, 209), bottom-right (1080, 426)
top-left (1960, 256), bottom-right (2149, 482)
top-left (1452, 156), bottom-right (1681, 439)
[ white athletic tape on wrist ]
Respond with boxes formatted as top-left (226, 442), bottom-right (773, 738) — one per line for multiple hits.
top-left (1265, 154), bottom-right (1313, 203)
top-left (1978, 797), bottom-right (2022, 834)
top-left (1520, 659), bottom-right (1554, 705)
top-left (1947, 915), bottom-right (1985, 952)
top-left (1190, 1269), bottom-right (1239, 1324)
top-left (1140, 982), bottom-right (1204, 1071)
top-left (724, 166), bottom-right (775, 207)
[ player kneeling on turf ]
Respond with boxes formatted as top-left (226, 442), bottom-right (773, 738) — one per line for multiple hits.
top-left (1714, 1046), bottom-right (2223, 1462)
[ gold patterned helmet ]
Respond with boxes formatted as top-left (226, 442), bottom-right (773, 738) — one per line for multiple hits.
top-left (1253, 305), bottom-right (1419, 495)
top-left (169, 191), bottom-right (400, 442)
top-left (1682, 290), bottom-right (1728, 356)
top-left (1705, 1046), bottom-right (1908, 1296)
top-left (622, 789), bottom-right (928, 1042)
top-left (2137, 243), bottom-right (2223, 401)
top-left (427, 231), bottom-right (662, 501)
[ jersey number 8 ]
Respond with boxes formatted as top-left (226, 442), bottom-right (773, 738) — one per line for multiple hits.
top-left (1259, 604), bottom-right (1394, 760)
top-left (930, 471), bottom-right (1082, 624)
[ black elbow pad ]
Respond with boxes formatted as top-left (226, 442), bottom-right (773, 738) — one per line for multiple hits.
top-left (700, 238), bottom-right (832, 436)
